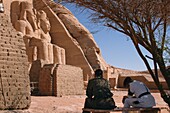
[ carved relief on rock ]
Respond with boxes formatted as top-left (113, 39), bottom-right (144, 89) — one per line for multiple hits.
top-left (47, 1), bottom-right (108, 71)
top-left (11, 1), bottom-right (65, 65)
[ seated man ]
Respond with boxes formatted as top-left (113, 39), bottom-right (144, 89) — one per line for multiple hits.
top-left (83, 69), bottom-right (116, 113)
top-left (122, 77), bottom-right (156, 111)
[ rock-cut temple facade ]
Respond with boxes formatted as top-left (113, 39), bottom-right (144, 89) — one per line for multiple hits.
top-left (0, 0), bottom-right (168, 110)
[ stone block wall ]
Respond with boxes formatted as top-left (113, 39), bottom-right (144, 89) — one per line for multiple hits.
top-left (38, 64), bottom-right (53, 96)
top-left (39, 64), bottom-right (84, 96)
top-left (0, 13), bottom-right (30, 109)
top-left (56, 65), bottom-right (84, 96)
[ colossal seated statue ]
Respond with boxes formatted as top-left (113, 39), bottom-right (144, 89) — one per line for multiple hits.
top-left (13, 1), bottom-right (65, 64)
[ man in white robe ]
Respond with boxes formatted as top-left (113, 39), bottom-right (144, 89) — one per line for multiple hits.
top-left (122, 77), bottom-right (156, 112)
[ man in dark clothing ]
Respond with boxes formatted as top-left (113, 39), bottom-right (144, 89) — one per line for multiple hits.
top-left (83, 69), bottom-right (116, 113)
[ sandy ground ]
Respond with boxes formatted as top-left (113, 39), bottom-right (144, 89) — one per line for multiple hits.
top-left (0, 90), bottom-right (169, 113)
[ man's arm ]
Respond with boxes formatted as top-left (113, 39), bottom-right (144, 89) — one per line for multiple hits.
top-left (128, 89), bottom-right (134, 96)
top-left (106, 79), bottom-right (111, 90)
top-left (86, 80), bottom-right (93, 98)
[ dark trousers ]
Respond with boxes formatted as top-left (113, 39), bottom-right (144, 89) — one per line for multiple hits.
top-left (82, 98), bottom-right (94, 113)
top-left (82, 97), bottom-right (116, 113)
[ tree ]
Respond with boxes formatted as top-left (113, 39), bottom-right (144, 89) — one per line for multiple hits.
top-left (58, 0), bottom-right (170, 106)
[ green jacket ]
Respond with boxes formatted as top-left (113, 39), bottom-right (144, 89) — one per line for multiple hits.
top-left (86, 77), bottom-right (112, 99)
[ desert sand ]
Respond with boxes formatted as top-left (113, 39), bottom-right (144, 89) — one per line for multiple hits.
top-left (0, 90), bottom-right (169, 113)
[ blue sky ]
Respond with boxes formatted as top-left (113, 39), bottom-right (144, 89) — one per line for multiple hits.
top-left (64, 4), bottom-right (153, 71)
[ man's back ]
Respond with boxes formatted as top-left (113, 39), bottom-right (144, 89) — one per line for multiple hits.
top-left (86, 77), bottom-right (111, 98)
top-left (129, 80), bottom-right (150, 98)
